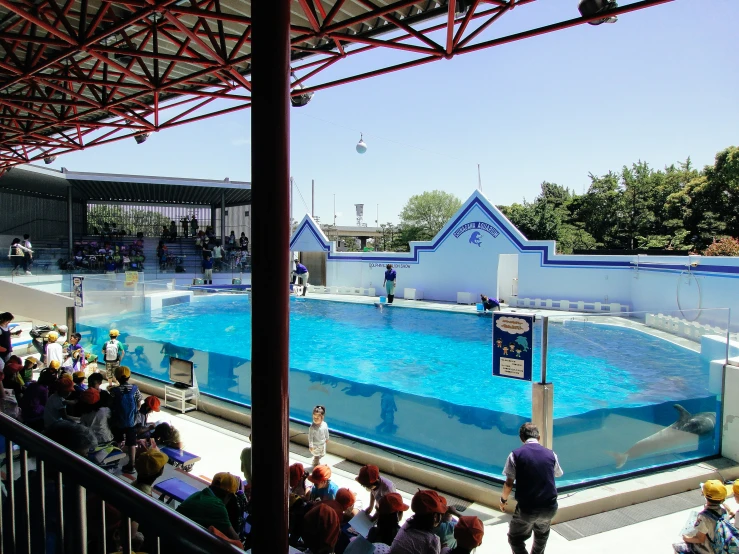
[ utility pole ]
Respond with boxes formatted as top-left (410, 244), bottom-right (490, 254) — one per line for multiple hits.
top-left (477, 164), bottom-right (482, 192)
top-left (333, 194), bottom-right (336, 226)
top-left (311, 179), bottom-right (315, 218)
top-left (290, 176), bottom-right (294, 227)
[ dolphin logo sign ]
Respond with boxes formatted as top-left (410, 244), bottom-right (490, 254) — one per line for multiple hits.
top-left (469, 231), bottom-right (482, 247)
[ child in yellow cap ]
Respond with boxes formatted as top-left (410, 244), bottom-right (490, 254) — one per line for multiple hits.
top-left (45, 331), bottom-right (64, 368)
top-left (102, 329), bottom-right (125, 387)
top-left (675, 480), bottom-right (729, 553)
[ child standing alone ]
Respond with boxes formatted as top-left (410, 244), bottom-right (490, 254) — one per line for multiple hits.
top-left (309, 405), bottom-right (329, 467)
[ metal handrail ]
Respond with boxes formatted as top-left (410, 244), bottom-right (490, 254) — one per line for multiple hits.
top-left (0, 413), bottom-right (240, 554)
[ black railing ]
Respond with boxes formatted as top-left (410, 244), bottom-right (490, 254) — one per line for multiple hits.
top-left (0, 413), bottom-right (241, 554)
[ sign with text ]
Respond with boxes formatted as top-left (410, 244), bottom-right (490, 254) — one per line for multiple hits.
top-left (72, 276), bottom-right (84, 308)
top-left (124, 271), bottom-right (139, 288)
top-left (493, 313), bottom-right (534, 381)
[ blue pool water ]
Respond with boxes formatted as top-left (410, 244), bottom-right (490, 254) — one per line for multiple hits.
top-left (89, 296), bottom-right (706, 417)
top-left (79, 296), bottom-right (720, 485)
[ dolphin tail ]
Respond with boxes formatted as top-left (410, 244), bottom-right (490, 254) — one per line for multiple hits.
top-left (608, 451), bottom-right (629, 469)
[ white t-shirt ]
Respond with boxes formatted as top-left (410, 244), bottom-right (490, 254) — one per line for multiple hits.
top-left (212, 246), bottom-right (222, 258)
top-left (46, 342), bottom-right (64, 365)
top-left (81, 407), bottom-right (114, 444)
top-left (309, 421), bottom-right (329, 448)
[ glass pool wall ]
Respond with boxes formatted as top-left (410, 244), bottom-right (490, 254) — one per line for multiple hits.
top-left (75, 285), bottom-right (732, 487)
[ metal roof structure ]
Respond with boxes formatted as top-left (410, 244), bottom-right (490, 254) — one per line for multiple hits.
top-left (0, 0), bottom-right (672, 172)
top-left (0, 163), bottom-right (251, 204)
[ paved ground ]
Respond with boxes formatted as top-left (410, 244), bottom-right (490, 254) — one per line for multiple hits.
top-left (147, 406), bottom-right (721, 554)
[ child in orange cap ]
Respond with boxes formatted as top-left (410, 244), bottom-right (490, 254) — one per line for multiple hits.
top-left (367, 492), bottom-right (409, 546)
top-left (357, 464), bottom-right (396, 519)
top-left (308, 465), bottom-right (339, 502)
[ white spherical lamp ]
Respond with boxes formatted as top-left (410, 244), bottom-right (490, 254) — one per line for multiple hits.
top-left (356, 133), bottom-right (368, 154)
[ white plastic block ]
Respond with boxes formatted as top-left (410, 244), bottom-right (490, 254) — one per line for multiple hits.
top-left (545, 299), bottom-right (553, 308)
top-left (405, 288), bottom-right (423, 300)
top-left (576, 301), bottom-right (585, 310)
top-left (609, 303), bottom-right (622, 313)
top-left (559, 300), bottom-right (571, 311)
top-left (368, 287), bottom-right (376, 296)
top-left (457, 292), bottom-right (475, 304)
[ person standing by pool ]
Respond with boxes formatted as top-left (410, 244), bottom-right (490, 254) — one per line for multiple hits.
top-left (203, 253), bottom-right (214, 285)
top-left (293, 260), bottom-right (309, 296)
top-left (500, 422), bottom-right (563, 554)
top-left (383, 264), bottom-right (397, 304)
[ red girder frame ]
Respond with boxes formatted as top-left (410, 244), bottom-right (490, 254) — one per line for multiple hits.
top-left (0, 0), bottom-right (672, 172)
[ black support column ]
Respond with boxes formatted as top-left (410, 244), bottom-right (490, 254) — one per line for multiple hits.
top-left (250, 2), bottom-right (291, 553)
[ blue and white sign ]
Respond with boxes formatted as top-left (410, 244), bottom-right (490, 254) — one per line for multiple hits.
top-left (72, 276), bottom-right (84, 308)
top-left (493, 313), bottom-right (534, 381)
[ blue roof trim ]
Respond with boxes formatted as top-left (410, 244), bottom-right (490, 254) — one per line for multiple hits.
top-left (289, 218), bottom-right (331, 252)
top-left (296, 191), bottom-right (739, 277)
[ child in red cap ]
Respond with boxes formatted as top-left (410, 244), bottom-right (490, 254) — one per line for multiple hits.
top-left (303, 503), bottom-right (341, 554)
top-left (357, 464), bottom-right (397, 519)
top-left (441, 516), bottom-right (484, 554)
top-left (390, 490), bottom-right (448, 554)
top-left (135, 395), bottom-right (160, 439)
top-left (367, 492), bottom-right (409, 546)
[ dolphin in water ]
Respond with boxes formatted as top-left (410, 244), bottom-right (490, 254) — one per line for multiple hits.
top-left (611, 404), bottom-right (715, 469)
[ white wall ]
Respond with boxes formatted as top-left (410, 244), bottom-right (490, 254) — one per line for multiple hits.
top-left (497, 254), bottom-right (519, 303)
top-left (0, 278), bottom-right (73, 323)
top-left (291, 191), bottom-right (739, 328)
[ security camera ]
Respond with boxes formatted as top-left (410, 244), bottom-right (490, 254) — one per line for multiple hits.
top-left (578, 0), bottom-right (619, 25)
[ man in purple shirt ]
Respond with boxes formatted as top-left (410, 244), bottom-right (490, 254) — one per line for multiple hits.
top-left (383, 264), bottom-right (397, 304)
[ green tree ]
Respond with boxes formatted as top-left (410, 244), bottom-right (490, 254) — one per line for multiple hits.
top-left (399, 190), bottom-right (462, 241)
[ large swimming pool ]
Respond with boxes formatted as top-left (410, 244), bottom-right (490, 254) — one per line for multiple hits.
top-left (79, 295), bottom-right (720, 486)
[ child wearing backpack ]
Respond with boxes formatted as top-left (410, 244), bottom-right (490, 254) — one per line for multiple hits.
top-left (101, 329), bottom-right (125, 387)
top-left (109, 366), bottom-right (142, 475)
top-left (674, 480), bottom-right (739, 554)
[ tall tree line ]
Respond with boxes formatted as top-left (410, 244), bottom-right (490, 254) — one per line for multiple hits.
top-left (497, 146), bottom-right (739, 255)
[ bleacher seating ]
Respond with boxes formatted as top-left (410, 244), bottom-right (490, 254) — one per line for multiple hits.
top-left (516, 297), bottom-right (629, 313)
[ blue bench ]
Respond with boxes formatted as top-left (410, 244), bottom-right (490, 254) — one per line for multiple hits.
top-left (159, 446), bottom-right (201, 473)
top-left (153, 477), bottom-right (200, 505)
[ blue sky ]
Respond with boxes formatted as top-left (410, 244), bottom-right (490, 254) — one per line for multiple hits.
top-left (50, 0), bottom-right (737, 226)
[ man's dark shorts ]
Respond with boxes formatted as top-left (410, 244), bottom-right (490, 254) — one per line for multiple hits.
top-left (114, 427), bottom-right (137, 446)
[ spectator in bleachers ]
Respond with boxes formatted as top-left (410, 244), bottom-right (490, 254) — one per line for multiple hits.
top-left (177, 472), bottom-right (242, 541)
top-left (45, 331), bottom-right (64, 367)
top-left (441, 516), bottom-right (484, 554)
top-left (389, 490), bottom-right (447, 554)
top-left (191, 215), bottom-right (199, 237)
top-left (169, 220), bottom-right (177, 242)
top-left (8, 237), bottom-right (33, 275)
top-left (308, 465), bottom-right (339, 502)
top-left (135, 396), bottom-right (160, 438)
top-left (212, 241), bottom-right (223, 270)
top-left (228, 230), bottom-right (236, 249)
top-left (22, 233), bottom-right (33, 272)
top-left (240, 232), bottom-right (249, 252)
top-left (303, 503), bottom-right (341, 554)
top-left (151, 421), bottom-right (183, 449)
top-left (202, 253), bottom-right (214, 285)
top-left (102, 329), bottom-right (124, 387)
top-left (19, 378), bottom-right (48, 432)
top-left (2, 355), bottom-right (24, 395)
top-left (336, 488), bottom-right (359, 523)
top-left (290, 462), bottom-right (310, 500)
top-left (182, 216), bottom-right (190, 237)
top-left (0, 311), bottom-right (15, 374)
top-left (367, 493), bottom-right (409, 547)
top-left (22, 356), bottom-right (38, 383)
top-left (109, 366), bottom-right (142, 474)
top-left (357, 465), bottom-right (397, 519)
top-left (43, 376), bottom-right (75, 430)
top-left (38, 359), bottom-right (61, 390)
top-left (241, 433), bottom-right (252, 484)
top-left (129, 449), bottom-right (169, 552)
top-left (65, 332), bottom-right (86, 373)
top-left (80, 387), bottom-right (114, 444)
top-left (67, 371), bottom-right (87, 417)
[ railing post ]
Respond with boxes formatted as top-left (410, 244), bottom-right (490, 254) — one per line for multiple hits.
top-left (66, 306), bottom-right (77, 334)
top-left (72, 482), bottom-right (88, 554)
top-left (532, 316), bottom-right (554, 449)
top-left (250, 0), bottom-right (291, 552)
top-left (20, 450), bottom-right (31, 554)
top-left (5, 439), bottom-right (16, 552)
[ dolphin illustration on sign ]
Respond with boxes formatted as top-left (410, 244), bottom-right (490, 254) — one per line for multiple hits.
top-left (610, 404), bottom-right (716, 468)
top-left (469, 231), bottom-right (482, 247)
